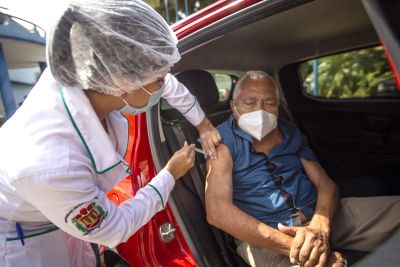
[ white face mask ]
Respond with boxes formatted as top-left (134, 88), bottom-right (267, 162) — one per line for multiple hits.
top-left (119, 85), bottom-right (163, 115)
top-left (234, 106), bottom-right (277, 141)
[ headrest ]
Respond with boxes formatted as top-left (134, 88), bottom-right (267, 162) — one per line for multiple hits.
top-left (176, 70), bottom-right (219, 112)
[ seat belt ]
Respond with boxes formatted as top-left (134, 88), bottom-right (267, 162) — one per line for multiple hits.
top-left (170, 124), bottom-right (233, 267)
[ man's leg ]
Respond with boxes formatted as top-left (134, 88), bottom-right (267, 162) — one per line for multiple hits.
top-left (235, 239), bottom-right (296, 267)
top-left (331, 196), bottom-right (400, 252)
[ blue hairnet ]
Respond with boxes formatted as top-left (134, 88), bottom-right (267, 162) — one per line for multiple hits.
top-left (47, 0), bottom-right (180, 96)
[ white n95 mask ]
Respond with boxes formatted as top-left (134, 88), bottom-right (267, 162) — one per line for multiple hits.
top-left (234, 106), bottom-right (277, 141)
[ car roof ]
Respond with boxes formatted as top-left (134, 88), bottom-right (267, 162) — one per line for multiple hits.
top-left (173, 0), bottom-right (378, 73)
top-left (172, 0), bottom-right (263, 39)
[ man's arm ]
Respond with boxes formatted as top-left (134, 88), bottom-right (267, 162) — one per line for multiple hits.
top-left (205, 144), bottom-right (293, 255)
top-left (279, 158), bottom-right (340, 266)
top-left (301, 158), bottom-right (339, 237)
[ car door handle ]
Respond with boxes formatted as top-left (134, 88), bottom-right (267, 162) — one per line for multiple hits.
top-left (363, 115), bottom-right (396, 132)
top-left (159, 223), bottom-right (176, 243)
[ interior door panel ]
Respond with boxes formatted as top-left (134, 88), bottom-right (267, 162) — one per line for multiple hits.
top-left (280, 65), bottom-right (400, 197)
top-left (302, 111), bottom-right (400, 194)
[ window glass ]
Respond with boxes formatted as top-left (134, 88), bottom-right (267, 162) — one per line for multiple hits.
top-left (299, 46), bottom-right (400, 99)
top-left (212, 73), bottom-right (232, 102)
top-left (160, 71), bottom-right (234, 111)
top-left (9, 67), bottom-right (41, 107)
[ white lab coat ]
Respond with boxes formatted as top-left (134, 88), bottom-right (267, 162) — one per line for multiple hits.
top-left (0, 69), bottom-right (205, 267)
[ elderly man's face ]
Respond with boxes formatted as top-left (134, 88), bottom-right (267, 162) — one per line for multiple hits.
top-left (231, 77), bottom-right (279, 120)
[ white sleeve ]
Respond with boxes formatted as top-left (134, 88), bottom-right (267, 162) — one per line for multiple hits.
top-left (162, 73), bottom-right (205, 126)
top-left (11, 168), bottom-right (175, 248)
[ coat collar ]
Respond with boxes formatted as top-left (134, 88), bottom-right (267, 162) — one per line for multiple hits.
top-left (59, 84), bottom-right (130, 175)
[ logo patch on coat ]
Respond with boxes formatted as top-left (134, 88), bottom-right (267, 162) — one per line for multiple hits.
top-left (65, 198), bottom-right (108, 235)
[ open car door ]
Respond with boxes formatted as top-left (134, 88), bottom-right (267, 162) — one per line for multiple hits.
top-left (362, 0), bottom-right (400, 89)
top-left (354, 1), bottom-right (400, 266)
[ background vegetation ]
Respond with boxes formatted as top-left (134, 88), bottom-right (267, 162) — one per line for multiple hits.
top-left (300, 46), bottom-right (399, 98)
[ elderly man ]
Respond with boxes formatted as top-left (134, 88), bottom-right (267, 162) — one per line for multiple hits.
top-left (205, 70), bottom-right (400, 267)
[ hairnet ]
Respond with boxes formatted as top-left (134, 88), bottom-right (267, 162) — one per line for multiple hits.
top-left (47, 0), bottom-right (181, 96)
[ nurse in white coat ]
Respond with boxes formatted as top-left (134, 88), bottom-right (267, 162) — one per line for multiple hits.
top-left (0, 0), bottom-right (221, 266)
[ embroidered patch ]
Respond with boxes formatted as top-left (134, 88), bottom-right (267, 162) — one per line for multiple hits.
top-left (65, 198), bottom-right (108, 235)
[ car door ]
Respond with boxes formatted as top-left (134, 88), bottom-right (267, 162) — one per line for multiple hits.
top-left (279, 0), bottom-right (400, 197)
top-left (362, 0), bottom-right (400, 89)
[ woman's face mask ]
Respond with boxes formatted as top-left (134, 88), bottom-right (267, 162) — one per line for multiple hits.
top-left (119, 84), bottom-right (164, 115)
top-left (234, 105), bottom-right (277, 141)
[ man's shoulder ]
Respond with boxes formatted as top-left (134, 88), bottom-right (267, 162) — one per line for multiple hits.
top-left (216, 115), bottom-right (233, 131)
top-left (279, 120), bottom-right (316, 159)
top-left (280, 120), bottom-right (302, 138)
top-left (216, 116), bottom-right (239, 157)
top-left (216, 116), bottom-right (237, 142)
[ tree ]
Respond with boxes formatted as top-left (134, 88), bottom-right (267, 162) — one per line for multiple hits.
top-left (301, 46), bottom-right (399, 98)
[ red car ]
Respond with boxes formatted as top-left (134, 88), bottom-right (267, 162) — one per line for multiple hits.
top-left (104, 0), bottom-right (400, 266)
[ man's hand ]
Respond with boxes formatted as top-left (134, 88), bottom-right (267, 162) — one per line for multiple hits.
top-left (327, 251), bottom-right (346, 267)
top-left (278, 223), bottom-right (330, 267)
top-left (196, 117), bottom-right (221, 159)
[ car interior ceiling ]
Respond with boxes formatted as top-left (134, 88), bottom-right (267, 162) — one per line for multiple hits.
top-left (154, 0), bottom-right (400, 266)
top-left (173, 0), bottom-right (378, 72)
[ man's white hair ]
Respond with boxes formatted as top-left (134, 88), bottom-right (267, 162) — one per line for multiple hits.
top-left (232, 70), bottom-right (280, 101)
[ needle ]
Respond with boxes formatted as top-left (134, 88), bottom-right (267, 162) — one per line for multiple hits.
top-left (194, 147), bottom-right (207, 156)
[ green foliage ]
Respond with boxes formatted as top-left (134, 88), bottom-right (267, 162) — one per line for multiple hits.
top-left (300, 46), bottom-right (399, 99)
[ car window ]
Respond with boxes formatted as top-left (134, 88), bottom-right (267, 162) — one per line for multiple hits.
top-left (161, 71), bottom-right (235, 111)
top-left (212, 73), bottom-right (233, 102)
top-left (299, 46), bottom-right (400, 99)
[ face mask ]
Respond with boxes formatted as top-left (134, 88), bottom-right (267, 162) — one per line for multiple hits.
top-left (119, 85), bottom-right (163, 115)
top-left (234, 106), bottom-right (277, 141)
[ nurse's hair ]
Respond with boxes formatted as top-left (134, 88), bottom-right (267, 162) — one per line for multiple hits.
top-left (47, 0), bottom-right (180, 96)
top-left (232, 71), bottom-right (280, 101)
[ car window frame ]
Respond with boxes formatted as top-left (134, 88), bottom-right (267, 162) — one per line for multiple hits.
top-left (297, 44), bottom-right (400, 102)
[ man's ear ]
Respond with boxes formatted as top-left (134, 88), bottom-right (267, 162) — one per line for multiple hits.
top-left (229, 100), bottom-right (234, 111)
top-left (275, 100), bottom-right (280, 117)
top-left (229, 100), bottom-right (238, 121)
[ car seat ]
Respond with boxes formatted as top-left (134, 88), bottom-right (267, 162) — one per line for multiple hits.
top-left (161, 69), bottom-right (247, 266)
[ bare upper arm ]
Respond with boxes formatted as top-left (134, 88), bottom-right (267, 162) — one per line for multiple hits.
top-left (205, 144), bottom-right (233, 204)
top-left (205, 146), bottom-right (293, 251)
top-left (300, 157), bottom-right (334, 190)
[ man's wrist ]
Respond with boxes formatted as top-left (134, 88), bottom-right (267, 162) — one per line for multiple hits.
top-left (310, 215), bottom-right (331, 236)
